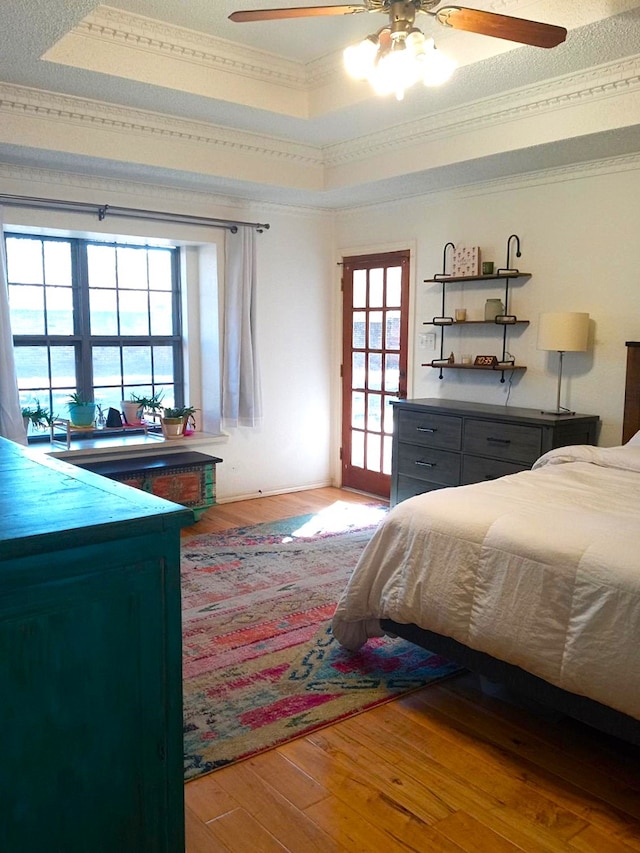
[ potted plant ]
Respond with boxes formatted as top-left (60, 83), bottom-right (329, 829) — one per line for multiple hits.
top-left (160, 406), bottom-right (186, 439)
top-left (22, 400), bottom-right (54, 432)
top-left (67, 392), bottom-right (96, 428)
top-left (121, 391), bottom-right (164, 425)
top-left (178, 405), bottom-right (198, 435)
top-left (159, 404), bottom-right (197, 439)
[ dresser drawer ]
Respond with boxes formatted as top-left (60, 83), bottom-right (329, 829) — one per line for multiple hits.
top-left (463, 419), bottom-right (542, 464)
top-left (395, 475), bottom-right (445, 503)
top-left (397, 410), bottom-right (462, 450)
top-left (396, 442), bottom-right (460, 486)
top-left (462, 455), bottom-right (530, 485)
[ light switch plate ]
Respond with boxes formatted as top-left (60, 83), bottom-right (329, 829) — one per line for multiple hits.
top-left (419, 332), bottom-right (436, 350)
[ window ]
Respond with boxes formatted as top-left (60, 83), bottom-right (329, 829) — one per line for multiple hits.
top-left (6, 233), bottom-right (183, 434)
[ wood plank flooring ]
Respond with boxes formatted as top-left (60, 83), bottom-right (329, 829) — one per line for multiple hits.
top-left (182, 488), bottom-right (640, 852)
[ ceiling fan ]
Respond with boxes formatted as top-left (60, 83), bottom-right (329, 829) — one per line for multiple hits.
top-left (228, 2), bottom-right (566, 49)
top-left (229, 2), bottom-right (567, 99)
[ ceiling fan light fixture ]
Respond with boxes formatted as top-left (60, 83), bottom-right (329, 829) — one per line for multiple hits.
top-left (343, 34), bottom-right (378, 80)
top-left (421, 39), bottom-right (458, 87)
top-left (405, 28), bottom-right (426, 51)
top-left (345, 24), bottom-right (457, 100)
top-left (370, 37), bottom-right (422, 100)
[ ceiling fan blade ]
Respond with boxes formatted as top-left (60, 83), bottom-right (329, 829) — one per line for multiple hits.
top-left (435, 7), bottom-right (567, 49)
top-left (229, 5), bottom-right (366, 22)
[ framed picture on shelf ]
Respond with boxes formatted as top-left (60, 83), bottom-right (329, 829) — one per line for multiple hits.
top-left (452, 246), bottom-right (480, 276)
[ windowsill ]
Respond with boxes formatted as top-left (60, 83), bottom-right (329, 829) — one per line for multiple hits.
top-left (33, 430), bottom-right (228, 463)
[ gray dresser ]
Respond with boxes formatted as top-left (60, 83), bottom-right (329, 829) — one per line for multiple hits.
top-left (391, 398), bottom-right (599, 506)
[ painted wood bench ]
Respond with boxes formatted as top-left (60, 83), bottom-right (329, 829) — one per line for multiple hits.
top-left (76, 450), bottom-right (223, 520)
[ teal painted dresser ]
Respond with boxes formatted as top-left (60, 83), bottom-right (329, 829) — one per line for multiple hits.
top-left (0, 437), bottom-right (192, 853)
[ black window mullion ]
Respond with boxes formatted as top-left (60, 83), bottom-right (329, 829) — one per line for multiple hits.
top-left (74, 240), bottom-right (93, 399)
top-left (171, 249), bottom-right (184, 406)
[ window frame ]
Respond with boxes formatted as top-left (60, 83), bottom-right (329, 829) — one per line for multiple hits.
top-left (6, 231), bottom-right (185, 435)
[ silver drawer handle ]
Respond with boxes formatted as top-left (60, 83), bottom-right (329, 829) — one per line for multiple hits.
top-left (415, 460), bottom-right (435, 468)
top-left (416, 427), bottom-right (437, 433)
top-left (486, 437), bottom-right (511, 445)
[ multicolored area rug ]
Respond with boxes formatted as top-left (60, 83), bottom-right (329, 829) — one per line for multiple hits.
top-left (181, 501), bottom-right (461, 781)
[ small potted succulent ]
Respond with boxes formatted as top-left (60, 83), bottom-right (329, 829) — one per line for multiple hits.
top-left (179, 405), bottom-right (198, 435)
top-left (159, 404), bottom-right (198, 439)
top-left (67, 392), bottom-right (96, 428)
top-left (160, 406), bottom-right (186, 439)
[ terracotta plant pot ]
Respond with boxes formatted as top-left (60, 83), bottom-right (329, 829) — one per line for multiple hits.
top-left (121, 401), bottom-right (144, 425)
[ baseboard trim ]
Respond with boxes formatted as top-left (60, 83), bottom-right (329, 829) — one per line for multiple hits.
top-left (215, 480), bottom-right (333, 505)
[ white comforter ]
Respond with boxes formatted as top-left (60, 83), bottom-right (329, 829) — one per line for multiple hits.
top-left (332, 445), bottom-right (640, 720)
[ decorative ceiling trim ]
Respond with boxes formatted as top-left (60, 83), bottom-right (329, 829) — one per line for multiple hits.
top-left (2, 53), bottom-right (640, 199)
top-left (334, 149), bottom-right (640, 216)
top-left (1, 147), bottom-right (640, 218)
top-left (54, 5), bottom-right (309, 90)
top-left (0, 83), bottom-right (323, 169)
top-left (324, 53), bottom-right (640, 165)
top-left (0, 161), bottom-right (332, 221)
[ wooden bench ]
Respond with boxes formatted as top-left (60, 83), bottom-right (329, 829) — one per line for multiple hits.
top-left (76, 451), bottom-right (223, 520)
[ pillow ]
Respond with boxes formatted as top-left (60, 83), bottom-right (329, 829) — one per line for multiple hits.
top-left (625, 429), bottom-right (640, 446)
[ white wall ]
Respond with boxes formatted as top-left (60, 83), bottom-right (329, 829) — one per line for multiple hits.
top-left (217, 204), bottom-right (335, 500)
top-left (335, 161), bottom-right (640, 448)
top-left (0, 167), bottom-right (335, 502)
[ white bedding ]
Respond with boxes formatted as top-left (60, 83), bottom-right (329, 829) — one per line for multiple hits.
top-left (332, 445), bottom-right (640, 720)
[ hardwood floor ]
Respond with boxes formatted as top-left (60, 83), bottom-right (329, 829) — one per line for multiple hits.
top-left (182, 488), bottom-right (640, 853)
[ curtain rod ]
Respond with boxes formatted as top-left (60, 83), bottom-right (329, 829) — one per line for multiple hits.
top-left (0, 194), bottom-right (270, 233)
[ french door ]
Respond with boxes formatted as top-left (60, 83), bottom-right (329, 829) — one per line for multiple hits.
top-left (341, 250), bottom-right (410, 498)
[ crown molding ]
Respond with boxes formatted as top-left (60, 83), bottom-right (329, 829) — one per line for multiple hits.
top-left (59, 5), bottom-right (309, 90)
top-left (325, 53), bottom-right (640, 166)
top-left (334, 149), bottom-right (640, 216)
top-left (0, 160), bottom-right (245, 211)
top-left (3, 48), bottom-right (640, 200)
top-left (0, 160), bottom-right (333, 221)
top-left (0, 82), bottom-right (323, 169)
top-left (7, 52), bottom-right (640, 173)
top-left (457, 149), bottom-right (640, 196)
top-left (2, 147), bottom-right (640, 222)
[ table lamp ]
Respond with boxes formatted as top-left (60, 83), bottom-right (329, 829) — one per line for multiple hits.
top-left (537, 312), bottom-right (590, 415)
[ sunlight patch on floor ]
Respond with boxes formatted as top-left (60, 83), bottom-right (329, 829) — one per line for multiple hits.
top-left (289, 500), bottom-right (387, 539)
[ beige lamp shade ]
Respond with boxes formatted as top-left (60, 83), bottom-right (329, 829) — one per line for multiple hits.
top-left (537, 312), bottom-right (589, 352)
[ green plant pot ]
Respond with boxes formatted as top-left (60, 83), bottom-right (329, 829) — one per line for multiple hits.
top-left (67, 402), bottom-right (96, 428)
top-left (161, 417), bottom-right (184, 439)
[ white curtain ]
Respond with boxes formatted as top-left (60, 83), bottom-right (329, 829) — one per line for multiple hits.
top-left (222, 227), bottom-right (262, 428)
top-left (0, 207), bottom-right (27, 444)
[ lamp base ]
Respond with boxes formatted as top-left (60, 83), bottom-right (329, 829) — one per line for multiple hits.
top-left (541, 408), bottom-right (575, 416)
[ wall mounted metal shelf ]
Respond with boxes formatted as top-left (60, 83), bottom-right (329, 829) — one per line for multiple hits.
top-left (424, 272), bottom-right (531, 284)
top-left (424, 362), bottom-right (527, 372)
top-left (423, 319), bottom-right (530, 327)
top-left (424, 235), bottom-right (530, 382)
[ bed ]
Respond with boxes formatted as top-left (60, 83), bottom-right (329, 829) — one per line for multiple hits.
top-left (332, 342), bottom-right (640, 743)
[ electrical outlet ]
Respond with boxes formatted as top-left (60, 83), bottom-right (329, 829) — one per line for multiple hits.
top-left (419, 333), bottom-right (436, 350)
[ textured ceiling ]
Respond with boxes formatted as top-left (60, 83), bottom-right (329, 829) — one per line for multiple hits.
top-left (1, 1), bottom-right (640, 207)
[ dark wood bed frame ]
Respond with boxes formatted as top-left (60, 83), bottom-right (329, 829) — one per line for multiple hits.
top-left (382, 342), bottom-right (640, 745)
